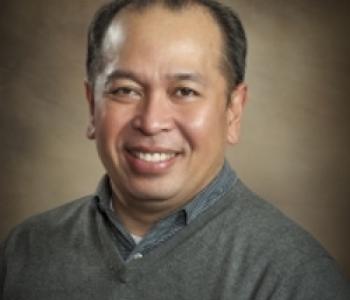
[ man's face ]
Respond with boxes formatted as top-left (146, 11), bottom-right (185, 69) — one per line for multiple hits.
top-left (86, 5), bottom-right (246, 211)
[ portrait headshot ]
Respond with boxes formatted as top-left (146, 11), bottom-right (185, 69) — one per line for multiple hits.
top-left (1, 0), bottom-right (350, 299)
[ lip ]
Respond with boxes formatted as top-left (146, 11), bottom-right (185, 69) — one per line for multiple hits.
top-left (124, 146), bottom-right (181, 175)
top-left (125, 144), bottom-right (181, 153)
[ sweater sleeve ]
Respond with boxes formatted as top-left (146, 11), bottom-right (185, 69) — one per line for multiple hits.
top-left (0, 240), bottom-right (6, 299)
top-left (275, 255), bottom-right (350, 299)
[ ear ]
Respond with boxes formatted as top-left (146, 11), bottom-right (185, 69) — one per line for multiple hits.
top-left (226, 83), bottom-right (248, 145)
top-left (84, 80), bottom-right (96, 140)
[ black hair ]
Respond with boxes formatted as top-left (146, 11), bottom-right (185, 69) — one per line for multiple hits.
top-left (86, 0), bottom-right (247, 89)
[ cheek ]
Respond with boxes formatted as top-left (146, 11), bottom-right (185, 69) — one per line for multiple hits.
top-left (94, 102), bottom-right (130, 143)
top-left (178, 104), bottom-right (227, 149)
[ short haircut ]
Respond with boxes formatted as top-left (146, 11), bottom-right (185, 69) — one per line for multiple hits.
top-left (86, 0), bottom-right (247, 89)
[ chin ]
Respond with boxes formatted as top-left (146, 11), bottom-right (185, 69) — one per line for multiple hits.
top-left (127, 182), bottom-right (182, 202)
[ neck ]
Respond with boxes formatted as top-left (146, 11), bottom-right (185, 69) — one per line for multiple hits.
top-left (108, 161), bottom-right (226, 236)
top-left (111, 193), bottom-right (178, 236)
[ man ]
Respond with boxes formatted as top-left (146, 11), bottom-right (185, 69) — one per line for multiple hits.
top-left (1, 0), bottom-right (349, 299)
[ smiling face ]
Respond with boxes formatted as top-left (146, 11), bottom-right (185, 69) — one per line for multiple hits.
top-left (86, 4), bottom-right (247, 214)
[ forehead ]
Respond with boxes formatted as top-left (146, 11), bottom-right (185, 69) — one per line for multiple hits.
top-left (100, 4), bottom-right (224, 71)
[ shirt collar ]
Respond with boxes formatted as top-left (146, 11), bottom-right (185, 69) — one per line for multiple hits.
top-left (95, 159), bottom-right (236, 224)
top-left (182, 159), bottom-right (236, 223)
top-left (95, 174), bottom-right (112, 213)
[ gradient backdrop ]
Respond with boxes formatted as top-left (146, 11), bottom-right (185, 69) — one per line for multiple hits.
top-left (1, 0), bottom-right (349, 279)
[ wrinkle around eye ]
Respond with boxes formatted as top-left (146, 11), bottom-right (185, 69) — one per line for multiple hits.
top-left (105, 86), bottom-right (143, 102)
top-left (172, 87), bottom-right (202, 100)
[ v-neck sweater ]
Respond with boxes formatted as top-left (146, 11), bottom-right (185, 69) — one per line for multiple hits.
top-left (1, 178), bottom-right (350, 299)
top-left (96, 161), bottom-right (236, 261)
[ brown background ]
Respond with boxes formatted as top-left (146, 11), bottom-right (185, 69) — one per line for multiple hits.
top-left (0, 0), bottom-right (349, 279)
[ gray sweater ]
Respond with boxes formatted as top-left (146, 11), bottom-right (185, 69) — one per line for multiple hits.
top-left (1, 178), bottom-right (349, 299)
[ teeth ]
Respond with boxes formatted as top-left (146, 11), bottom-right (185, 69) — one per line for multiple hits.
top-left (136, 152), bottom-right (176, 162)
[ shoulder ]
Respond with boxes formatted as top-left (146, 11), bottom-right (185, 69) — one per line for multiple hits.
top-left (217, 179), bottom-right (350, 297)
top-left (223, 178), bottom-right (327, 258)
top-left (2, 194), bottom-right (97, 253)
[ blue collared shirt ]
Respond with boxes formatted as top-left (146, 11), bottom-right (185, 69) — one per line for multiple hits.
top-left (96, 160), bottom-right (236, 261)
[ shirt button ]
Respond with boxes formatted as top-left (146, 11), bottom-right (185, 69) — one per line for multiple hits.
top-left (132, 253), bottom-right (143, 260)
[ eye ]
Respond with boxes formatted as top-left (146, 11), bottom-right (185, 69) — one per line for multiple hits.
top-left (110, 87), bottom-right (137, 96)
top-left (107, 86), bottom-right (142, 100)
top-left (174, 87), bottom-right (200, 98)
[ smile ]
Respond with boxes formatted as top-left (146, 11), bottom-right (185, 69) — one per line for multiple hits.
top-left (131, 151), bottom-right (177, 163)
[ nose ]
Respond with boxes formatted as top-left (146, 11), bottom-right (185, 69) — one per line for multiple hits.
top-left (131, 91), bottom-right (174, 135)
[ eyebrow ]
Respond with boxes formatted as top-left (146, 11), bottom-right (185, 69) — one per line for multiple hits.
top-left (166, 73), bottom-right (206, 85)
top-left (105, 69), bottom-right (206, 86)
top-left (105, 70), bottom-right (144, 86)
